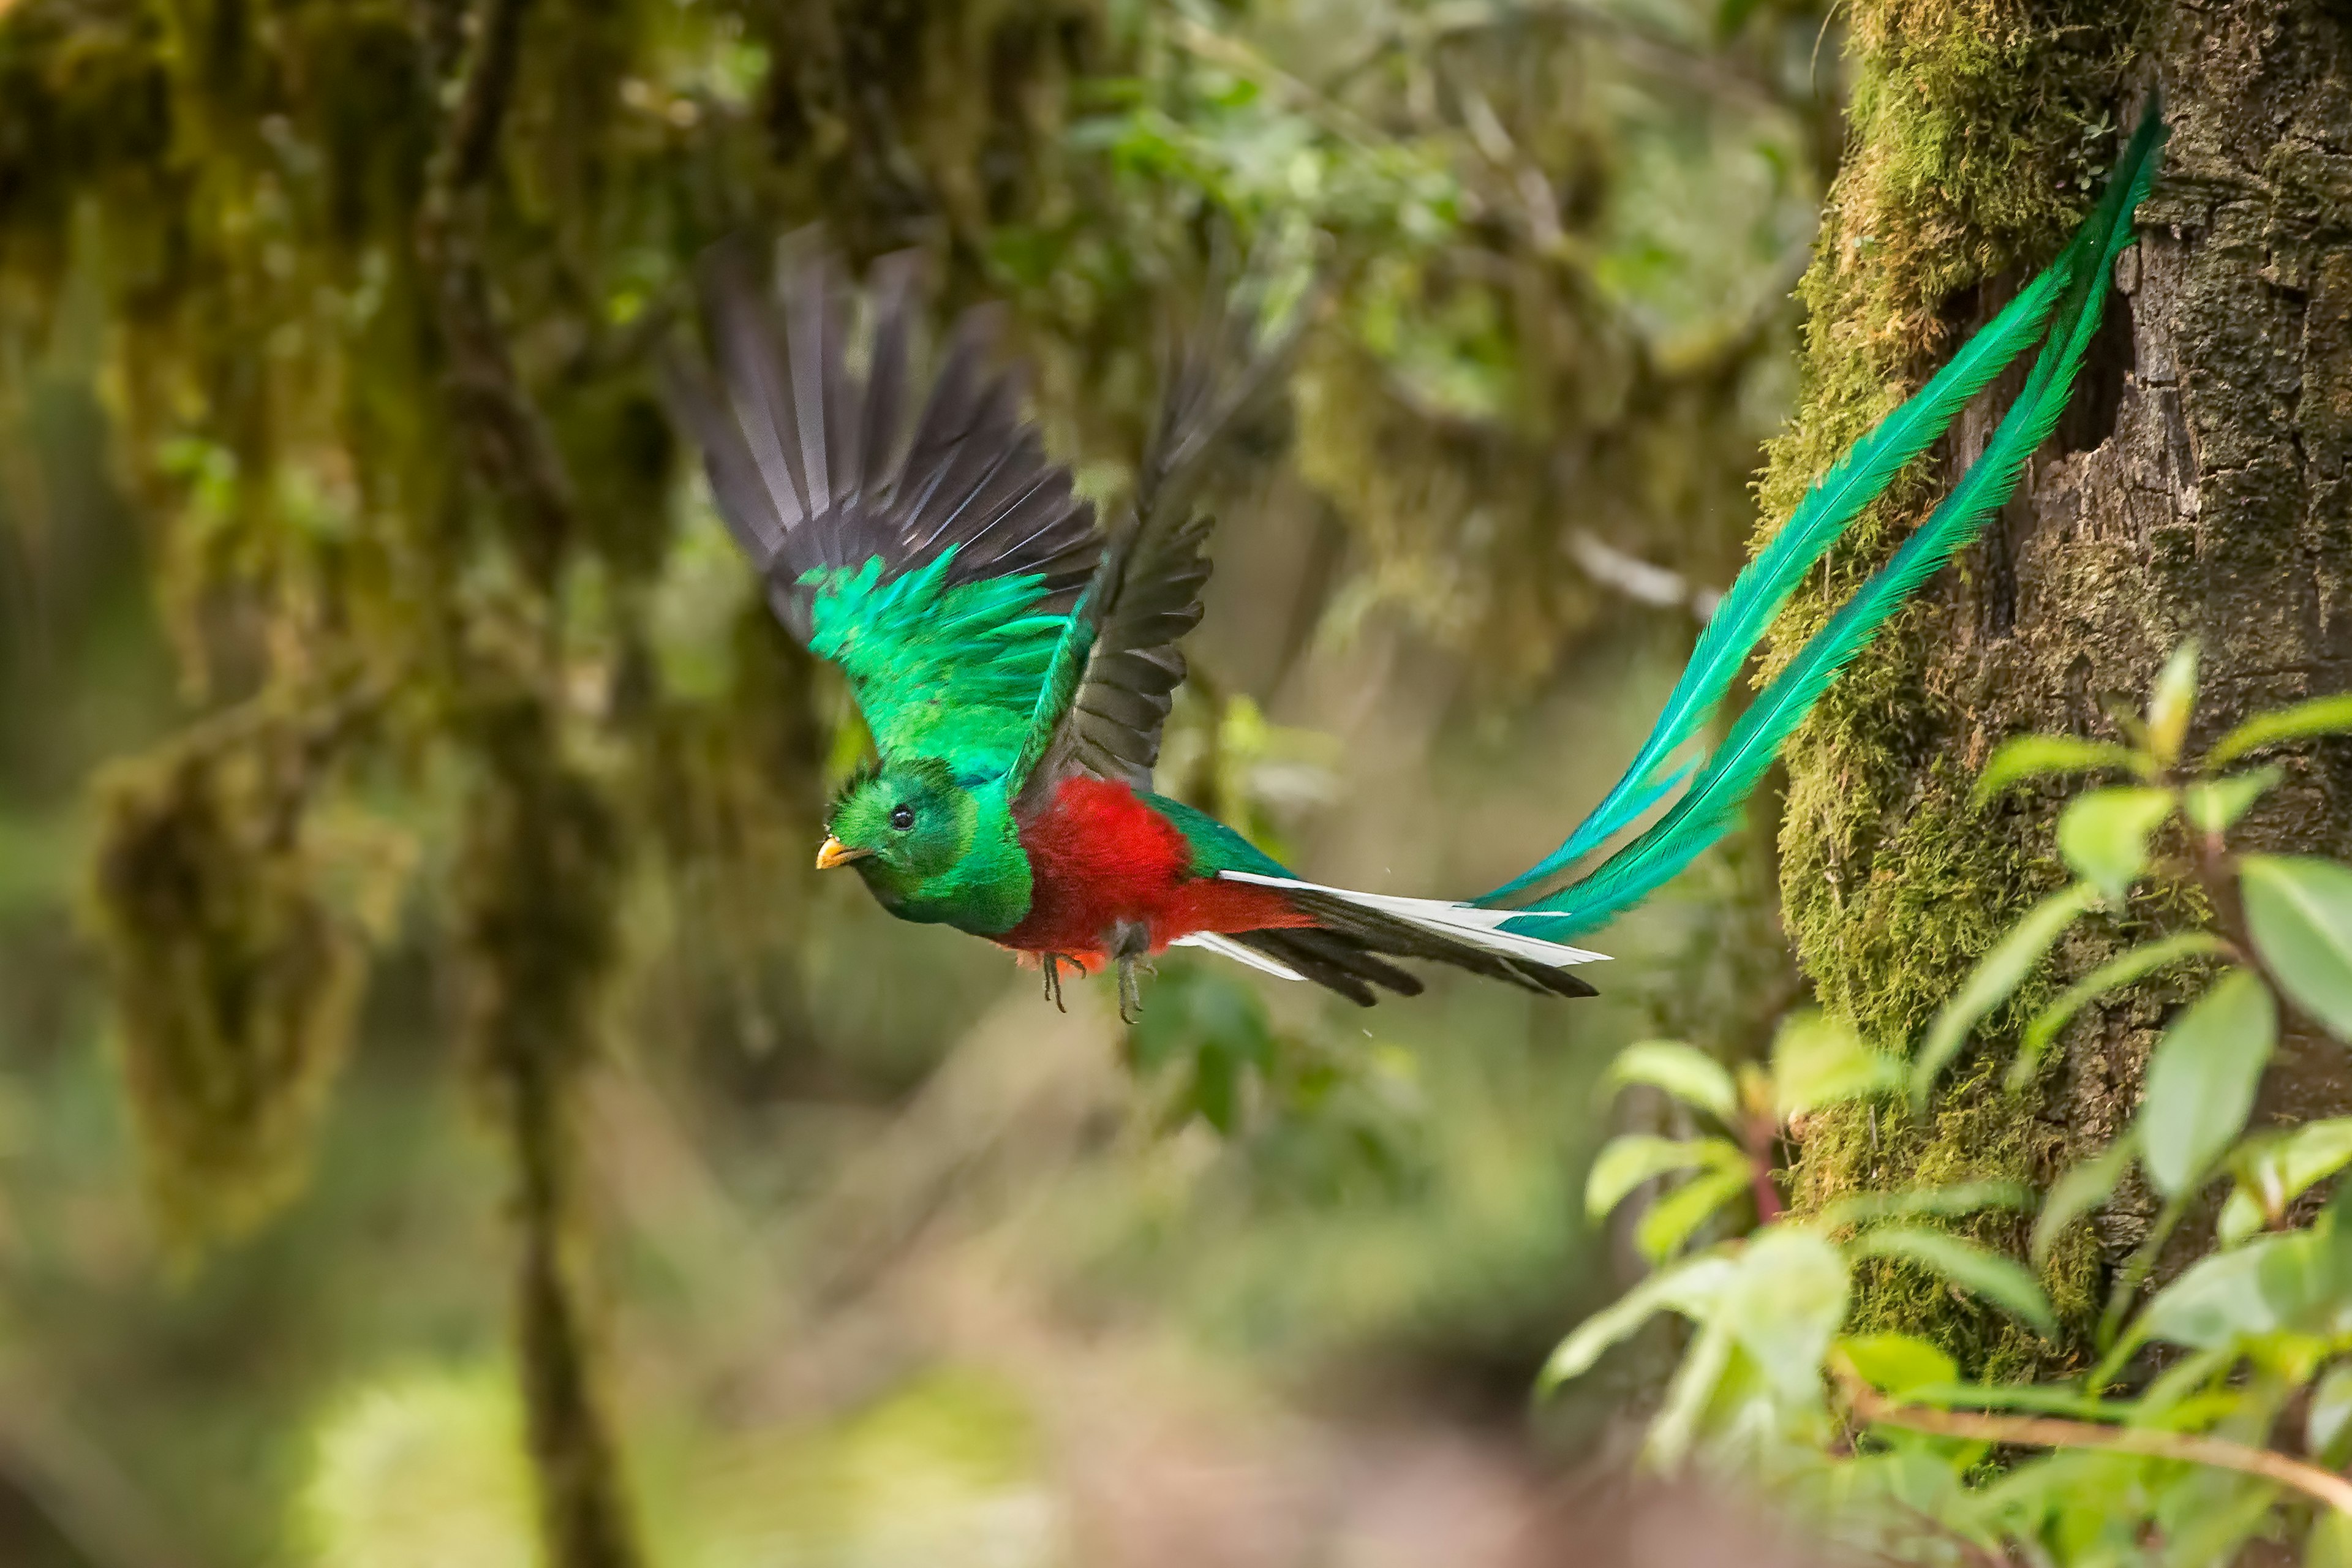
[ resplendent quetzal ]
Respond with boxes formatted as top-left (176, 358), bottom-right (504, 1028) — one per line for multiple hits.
top-left (674, 106), bottom-right (2164, 1019)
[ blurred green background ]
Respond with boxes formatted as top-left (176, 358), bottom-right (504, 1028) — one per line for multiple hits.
top-left (0, 0), bottom-right (1842, 1561)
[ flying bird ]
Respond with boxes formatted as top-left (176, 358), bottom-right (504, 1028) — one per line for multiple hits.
top-left (672, 107), bottom-right (2163, 1019)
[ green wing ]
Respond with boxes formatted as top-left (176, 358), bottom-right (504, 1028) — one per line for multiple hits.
top-left (802, 553), bottom-right (1083, 771)
top-left (673, 238), bottom-right (1101, 778)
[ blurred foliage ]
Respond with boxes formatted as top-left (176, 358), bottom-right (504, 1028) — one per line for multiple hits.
top-left (0, 0), bottom-right (1847, 1561)
top-left (1554, 658), bottom-right (2352, 1566)
top-left (299, 1363), bottom-right (1055, 1568)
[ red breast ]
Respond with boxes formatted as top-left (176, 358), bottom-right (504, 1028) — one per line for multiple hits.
top-left (996, 777), bottom-right (1309, 963)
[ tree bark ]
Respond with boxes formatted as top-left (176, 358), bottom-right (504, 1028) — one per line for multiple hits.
top-left (1766, 0), bottom-right (2352, 1371)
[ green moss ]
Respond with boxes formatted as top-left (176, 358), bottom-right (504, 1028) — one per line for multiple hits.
top-left (1754, 0), bottom-right (2146, 1365)
top-left (85, 714), bottom-right (372, 1250)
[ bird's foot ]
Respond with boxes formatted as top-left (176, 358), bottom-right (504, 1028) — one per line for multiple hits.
top-left (1106, 919), bottom-right (1155, 1023)
top-left (1114, 954), bottom-right (1158, 1024)
top-left (1041, 953), bottom-right (1072, 1012)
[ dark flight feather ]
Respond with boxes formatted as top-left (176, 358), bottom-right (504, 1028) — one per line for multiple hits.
top-left (1248, 888), bottom-right (1599, 1001)
top-left (1012, 268), bottom-right (1310, 800)
top-left (671, 236), bottom-right (1102, 644)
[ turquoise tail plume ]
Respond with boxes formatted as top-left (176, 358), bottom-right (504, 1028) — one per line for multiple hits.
top-left (1483, 101), bottom-right (2168, 938)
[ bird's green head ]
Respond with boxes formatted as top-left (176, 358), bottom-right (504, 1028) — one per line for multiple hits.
top-left (816, 756), bottom-right (1031, 932)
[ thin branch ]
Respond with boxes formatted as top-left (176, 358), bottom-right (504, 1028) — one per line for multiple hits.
top-left (1840, 1371), bottom-right (2352, 1516)
top-left (0, 1388), bottom-right (197, 1568)
top-left (1166, 15), bottom-right (1387, 148)
top-left (1454, 79), bottom-right (1567, 256)
top-left (414, 0), bottom-right (576, 582)
top-left (1316, 0), bottom-right (1795, 114)
top-left (1567, 529), bottom-right (1723, 622)
top-left (1426, 0), bottom-right (1792, 113)
top-left (428, 0), bottom-right (532, 192)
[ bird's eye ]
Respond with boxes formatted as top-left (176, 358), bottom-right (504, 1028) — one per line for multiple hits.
top-left (889, 804), bottom-right (915, 831)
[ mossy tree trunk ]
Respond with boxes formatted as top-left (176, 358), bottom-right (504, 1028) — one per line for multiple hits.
top-left (1766, 0), bottom-right (2352, 1370)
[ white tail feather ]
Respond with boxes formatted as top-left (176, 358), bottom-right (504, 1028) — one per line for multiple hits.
top-left (1214, 871), bottom-right (1610, 968)
top-left (1173, 932), bottom-right (1305, 981)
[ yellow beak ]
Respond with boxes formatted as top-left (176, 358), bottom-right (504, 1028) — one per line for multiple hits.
top-left (815, 835), bottom-right (872, 870)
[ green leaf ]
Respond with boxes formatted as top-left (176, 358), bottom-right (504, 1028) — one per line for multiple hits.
top-left (2133, 1344), bottom-right (2240, 1423)
top-left (1602, 1039), bottom-right (1740, 1125)
top-left (2182, 766), bottom-right (2282, 835)
top-left (1539, 1254), bottom-right (1736, 1394)
top-left (1839, 1332), bottom-right (1958, 1396)
top-left (2145, 641), bottom-right (2200, 767)
top-left (2139, 970), bottom-right (2277, 1198)
top-left (2215, 1185), bottom-right (2265, 1249)
top-left (2218, 1118), bottom-right (2352, 1245)
top-left (1770, 1009), bottom-right (1901, 1118)
top-left (1812, 1182), bottom-right (2031, 1233)
top-left (1974, 734), bottom-right (2147, 804)
top-left (2135, 1223), bottom-right (2352, 1351)
top-left (2206, 693), bottom-right (2352, 769)
top-left (1637, 1166), bottom-right (1754, 1263)
top-left (2135, 1244), bottom-right (2274, 1351)
top-left (2132, 1240), bottom-right (2276, 1351)
top-left (2242, 855), bottom-right (2352, 1042)
top-left (1643, 1316), bottom-right (1734, 1469)
top-left (1723, 1231), bottom-right (1852, 1403)
top-left (2057, 786), bottom-right (2177, 902)
top-left (2008, 932), bottom-right (2226, 1093)
top-left (1912, 883), bottom-right (2100, 1105)
top-left (1585, 1134), bottom-right (1748, 1219)
top-left (2160, 1481), bottom-right (2287, 1568)
top-left (2307, 1509), bottom-right (2352, 1568)
top-left (2310, 1362), bottom-right (2352, 1458)
top-left (1848, 1227), bottom-right (2057, 1339)
top-left (2030, 1137), bottom-right (2135, 1267)
top-left (2257, 1118), bottom-right (2352, 1212)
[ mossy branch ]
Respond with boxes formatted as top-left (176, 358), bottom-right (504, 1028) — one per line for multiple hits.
top-left (416, 0), bottom-right (646, 1559)
top-left (459, 699), bottom-right (641, 1568)
top-left (415, 0), bottom-right (576, 584)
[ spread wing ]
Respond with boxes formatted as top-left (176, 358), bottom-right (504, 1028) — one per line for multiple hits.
top-left (670, 238), bottom-right (1101, 775)
top-left (1011, 284), bottom-right (1301, 800)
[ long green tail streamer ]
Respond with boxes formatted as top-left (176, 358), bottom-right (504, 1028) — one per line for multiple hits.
top-left (1492, 102), bottom-right (2168, 937)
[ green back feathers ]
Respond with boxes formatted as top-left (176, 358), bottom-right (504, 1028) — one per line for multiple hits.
top-left (1143, 792), bottom-right (1293, 879)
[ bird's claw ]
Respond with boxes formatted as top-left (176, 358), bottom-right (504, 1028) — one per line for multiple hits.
top-left (1041, 954), bottom-right (1070, 1012)
top-left (1115, 954), bottom-right (1156, 1023)
top-left (1106, 921), bottom-right (1154, 1024)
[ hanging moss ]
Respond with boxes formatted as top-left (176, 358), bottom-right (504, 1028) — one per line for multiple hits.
top-left (85, 707), bottom-right (372, 1248)
top-left (1752, 0), bottom-right (2146, 1370)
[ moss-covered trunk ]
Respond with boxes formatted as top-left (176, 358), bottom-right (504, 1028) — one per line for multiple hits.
top-left (1766, 0), bottom-right (2352, 1370)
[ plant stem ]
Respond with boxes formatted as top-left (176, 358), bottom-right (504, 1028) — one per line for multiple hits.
top-left (2184, 822), bottom-right (2315, 1036)
top-left (1747, 1114), bottom-right (1785, 1224)
top-left (1839, 1371), bottom-right (2352, 1516)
